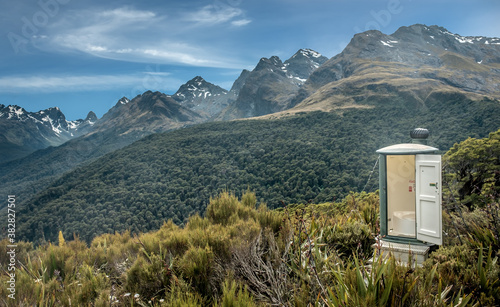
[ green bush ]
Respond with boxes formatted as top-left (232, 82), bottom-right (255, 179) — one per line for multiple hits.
top-left (424, 244), bottom-right (500, 305)
top-left (323, 220), bottom-right (373, 259)
top-left (125, 253), bottom-right (171, 300)
top-left (219, 279), bottom-right (257, 307)
top-left (206, 192), bottom-right (242, 225)
top-left (178, 245), bottom-right (214, 298)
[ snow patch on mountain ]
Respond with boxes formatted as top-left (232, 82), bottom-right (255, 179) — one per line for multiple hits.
top-left (435, 27), bottom-right (500, 45)
top-left (119, 97), bottom-right (130, 105)
top-left (172, 76), bottom-right (229, 116)
top-left (0, 104), bottom-right (97, 140)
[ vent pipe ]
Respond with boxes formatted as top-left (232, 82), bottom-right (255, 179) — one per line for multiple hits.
top-left (410, 128), bottom-right (429, 145)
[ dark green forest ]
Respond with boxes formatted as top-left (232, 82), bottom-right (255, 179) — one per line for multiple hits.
top-left (16, 94), bottom-right (500, 244)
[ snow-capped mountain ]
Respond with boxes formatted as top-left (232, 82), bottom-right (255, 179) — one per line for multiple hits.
top-left (95, 90), bottom-right (205, 134)
top-left (172, 76), bottom-right (229, 116)
top-left (116, 97), bottom-right (131, 106)
top-left (283, 49), bottom-right (329, 82)
top-left (290, 24), bottom-right (500, 113)
top-left (217, 49), bottom-right (327, 120)
top-left (0, 104), bottom-right (96, 163)
top-left (0, 105), bottom-right (96, 137)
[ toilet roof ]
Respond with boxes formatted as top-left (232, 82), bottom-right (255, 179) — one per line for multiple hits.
top-left (376, 143), bottom-right (439, 155)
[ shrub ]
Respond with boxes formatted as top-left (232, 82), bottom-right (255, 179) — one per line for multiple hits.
top-left (178, 245), bottom-right (214, 298)
top-left (72, 263), bottom-right (110, 305)
top-left (125, 252), bottom-right (171, 300)
top-left (206, 192), bottom-right (241, 225)
top-left (219, 279), bottom-right (257, 307)
top-left (424, 244), bottom-right (500, 305)
top-left (186, 214), bottom-right (211, 231)
top-left (323, 220), bottom-right (373, 259)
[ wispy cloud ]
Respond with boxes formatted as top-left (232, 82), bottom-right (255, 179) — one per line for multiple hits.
top-left (232, 19), bottom-right (252, 27)
top-left (98, 7), bottom-right (156, 20)
top-left (33, 6), bottom-right (251, 69)
top-left (185, 5), bottom-right (248, 26)
top-left (0, 73), bottom-right (180, 93)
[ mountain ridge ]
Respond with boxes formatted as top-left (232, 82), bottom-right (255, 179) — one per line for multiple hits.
top-left (172, 76), bottom-right (230, 117)
top-left (217, 48), bottom-right (328, 120)
top-left (0, 91), bottom-right (206, 206)
top-left (281, 24), bottom-right (500, 116)
top-left (0, 47), bottom-right (328, 166)
top-left (0, 104), bottom-right (96, 163)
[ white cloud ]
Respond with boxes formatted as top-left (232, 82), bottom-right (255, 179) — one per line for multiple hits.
top-left (116, 48), bottom-right (133, 54)
top-left (144, 71), bottom-right (171, 76)
top-left (0, 73), bottom-right (179, 93)
top-left (34, 6), bottom-right (251, 69)
top-left (185, 5), bottom-right (245, 25)
top-left (231, 19), bottom-right (252, 27)
top-left (87, 45), bottom-right (108, 52)
top-left (98, 7), bottom-right (156, 20)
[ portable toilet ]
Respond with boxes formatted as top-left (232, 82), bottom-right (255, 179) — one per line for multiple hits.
top-left (375, 128), bottom-right (442, 266)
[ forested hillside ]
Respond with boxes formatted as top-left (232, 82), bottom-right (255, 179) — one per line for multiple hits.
top-left (16, 92), bottom-right (500, 244)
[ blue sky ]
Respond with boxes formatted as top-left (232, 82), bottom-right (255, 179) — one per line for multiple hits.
top-left (1, 0), bottom-right (499, 120)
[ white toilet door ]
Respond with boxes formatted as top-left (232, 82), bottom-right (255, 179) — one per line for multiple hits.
top-left (415, 154), bottom-right (442, 245)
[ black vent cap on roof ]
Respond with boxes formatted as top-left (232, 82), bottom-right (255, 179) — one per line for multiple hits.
top-left (410, 128), bottom-right (429, 139)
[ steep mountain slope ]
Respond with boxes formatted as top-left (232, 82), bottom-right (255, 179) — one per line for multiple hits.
top-left (228, 69), bottom-right (251, 97)
top-left (287, 24), bottom-right (500, 114)
top-left (212, 69), bottom-right (251, 116)
top-left (16, 91), bottom-right (500, 243)
top-left (172, 76), bottom-right (229, 117)
top-left (218, 49), bottom-right (327, 120)
top-left (284, 49), bottom-right (327, 81)
top-left (0, 91), bottom-right (205, 206)
top-left (0, 105), bottom-right (96, 163)
top-left (92, 90), bottom-right (205, 134)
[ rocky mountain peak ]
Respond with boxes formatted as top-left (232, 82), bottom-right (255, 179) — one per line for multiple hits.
top-left (296, 48), bottom-right (324, 59)
top-left (230, 69), bottom-right (251, 93)
top-left (116, 97), bottom-right (130, 106)
top-left (337, 24), bottom-right (500, 68)
top-left (291, 23), bottom-right (500, 115)
top-left (174, 76), bottom-right (228, 100)
top-left (217, 49), bottom-right (327, 120)
top-left (191, 76), bottom-right (205, 84)
top-left (255, 56), bottom-right (285, 72)
top-left (269, 56), bottom-right (282, 66)
top-left (0, 104), bottom-right (98, 163)
top-left (85, 111), bottom-right (98, 122)
top-left (0, 104), bottom-right (28, 120)
top-left (1, 104), bottom-right (69, 129)
top-left (171, 76), bottom-right (229, 117)
top-left (41, 106), bottom-right (66, 122)
top-left (95, 89), bottom-right (205, 136)
top-left (284, 49), bottom-right (328, 81)
top-left (393, 24), bottom-right (500, 45)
